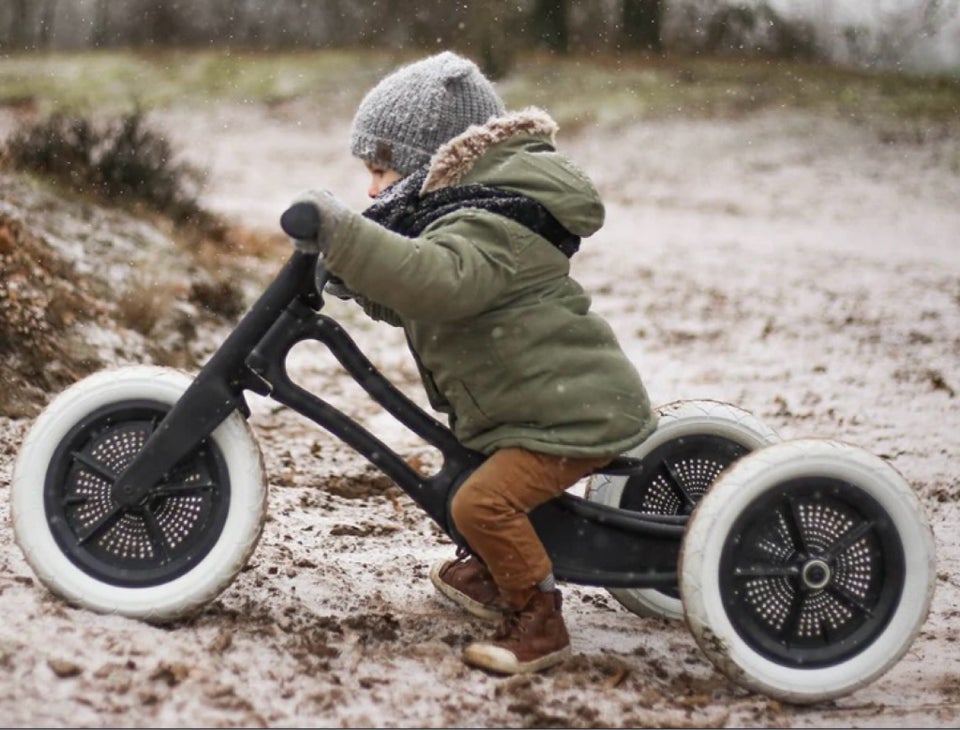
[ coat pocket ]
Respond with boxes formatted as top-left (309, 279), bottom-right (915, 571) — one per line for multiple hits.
top-left (446, 379), bottom-right (497, 437)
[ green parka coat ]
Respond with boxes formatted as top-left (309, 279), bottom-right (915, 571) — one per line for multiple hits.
top-left (323, 108), bottom-right (657, 457)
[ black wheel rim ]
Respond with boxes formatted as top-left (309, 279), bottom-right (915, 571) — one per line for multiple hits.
top-left (718, 477), bottom-right (905, 668)
top-left (620, 434), bottom-right (751, 597)
top-left (44, 400), bottom-right (231, 588)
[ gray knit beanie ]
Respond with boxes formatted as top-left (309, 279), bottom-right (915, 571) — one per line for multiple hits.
top-left (350, 51), bottom-right (506, 176)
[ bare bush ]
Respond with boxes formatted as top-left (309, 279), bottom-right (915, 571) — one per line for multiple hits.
top-left (3, 110), bottom-right (216, 231)
top-left (0, 114), bottom-right (269, 416)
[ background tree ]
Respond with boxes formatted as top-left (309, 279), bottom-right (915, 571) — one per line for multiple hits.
top-left (0, 0), bottom-right (957, 73)
top-left (621, 0), bottom-right (663, 52)
top-left (459, 0), bottom-right (521, 79)
top-left (530, 0), bottom-right (570, 53)
top-left (1, 0), bottom-right (36, 50)
top-left (90, 0), bottom-right (109, 47)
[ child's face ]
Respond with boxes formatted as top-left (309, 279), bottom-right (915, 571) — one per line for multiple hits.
top-left (365, 162), bottom-right (403, 198)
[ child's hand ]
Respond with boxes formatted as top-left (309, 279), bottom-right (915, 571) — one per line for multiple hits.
top-left (325, 276), bottom-right (356, 300)
top-left (284, 190), bottom-right (351, 253)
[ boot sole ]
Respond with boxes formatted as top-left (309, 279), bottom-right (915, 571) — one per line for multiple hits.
top-left (462, 641), bottom-right (571, 675)
top-left (429, 562), bottom-right (504, 622)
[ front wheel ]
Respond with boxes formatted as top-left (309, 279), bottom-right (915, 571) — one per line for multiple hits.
top-left (11, 366), bottom-right (267, 622)
top-left (586, 399), bottom-right (780, 620)
top-left (680, 438), bottom-right (936, 703)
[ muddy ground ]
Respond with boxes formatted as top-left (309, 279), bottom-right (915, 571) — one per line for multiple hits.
top-left (1, 95), bottom-right (959, 727)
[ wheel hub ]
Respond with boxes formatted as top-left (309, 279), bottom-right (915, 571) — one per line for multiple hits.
top-left (801, 558), bottom-right (832, 590)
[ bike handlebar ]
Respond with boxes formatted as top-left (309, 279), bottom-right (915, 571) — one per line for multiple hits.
top-left (280, 201), bottom-right (321, 241)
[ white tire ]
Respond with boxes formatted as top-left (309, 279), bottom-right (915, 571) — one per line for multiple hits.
top-left (586, 400), bottom-right (780, 620)
top-left (11, 366), bottom-right (267, 622)
top-left (681, 438), bottom-right (936, 703)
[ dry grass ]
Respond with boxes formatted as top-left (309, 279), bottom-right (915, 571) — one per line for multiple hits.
top-left (0, 214), bottom-right (105, 416)
top-left (115, 274), bottom-right (181, 337)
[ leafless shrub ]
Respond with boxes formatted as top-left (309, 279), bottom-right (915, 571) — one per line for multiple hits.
top-left (3, 109), bottom-right (218, 231)
top-left (0, 114), bottom-right (283, 417)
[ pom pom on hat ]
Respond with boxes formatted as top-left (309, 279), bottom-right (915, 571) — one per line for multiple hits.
top-left (350, 51), bottom-right (505, 177)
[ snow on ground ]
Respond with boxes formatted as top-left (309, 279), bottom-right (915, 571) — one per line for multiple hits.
top-left (1, 99), bottom-right (959, 727)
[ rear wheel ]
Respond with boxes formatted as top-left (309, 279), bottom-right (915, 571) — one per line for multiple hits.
top-left (586, 400), bottom-right (780, 620)
top-left (680, 439), bottom-right (935, 703)
top-left (12, 366), bottom-right (267, 622)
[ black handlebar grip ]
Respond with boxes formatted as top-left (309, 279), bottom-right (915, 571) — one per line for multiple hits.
top-left (280, 201), bottom-right (321, 241)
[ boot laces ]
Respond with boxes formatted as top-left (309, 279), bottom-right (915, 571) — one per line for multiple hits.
top-left (495, 606), bottom-right (534, 640)
top-left (453, 546), bottom-right (472, 564)
top-left (441, 546), bottom-right (478, 579)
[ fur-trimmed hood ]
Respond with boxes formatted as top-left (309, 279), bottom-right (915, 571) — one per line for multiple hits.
top-left (420, 107), bottom-right (605, 238)
top-left (422, 107), bottom-right (559, 193)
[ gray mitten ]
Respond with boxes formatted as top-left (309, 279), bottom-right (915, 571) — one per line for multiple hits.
top-left (289, 189), bottom-right (351, 254)
top-left (322, 273), bottom-right (357, 300)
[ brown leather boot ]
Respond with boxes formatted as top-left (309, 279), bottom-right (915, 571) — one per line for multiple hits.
top-left (462, 589), bottom-right (571, 674)
top-left (430, 548), bottom-right (507, 621)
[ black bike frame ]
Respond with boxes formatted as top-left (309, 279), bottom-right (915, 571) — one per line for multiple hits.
top-left (110, 251), bottom-right (685, 588)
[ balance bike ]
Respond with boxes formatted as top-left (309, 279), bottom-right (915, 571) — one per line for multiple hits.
top-left (11, 203), bottom-right (935, 704)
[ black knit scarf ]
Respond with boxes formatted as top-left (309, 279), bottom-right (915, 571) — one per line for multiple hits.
top-left (361, 167), bottom-right (580, 258)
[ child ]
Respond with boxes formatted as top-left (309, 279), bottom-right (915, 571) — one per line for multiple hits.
top-left (292, 51), bottom-right (657, 674)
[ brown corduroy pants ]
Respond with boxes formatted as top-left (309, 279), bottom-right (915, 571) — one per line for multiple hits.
top-left (449, 447), bottom-right (612, 609)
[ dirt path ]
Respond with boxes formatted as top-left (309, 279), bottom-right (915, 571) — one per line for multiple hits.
top-left (1, 101), bottom-right (959, 727)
